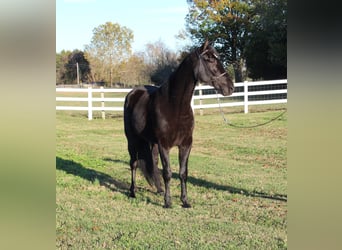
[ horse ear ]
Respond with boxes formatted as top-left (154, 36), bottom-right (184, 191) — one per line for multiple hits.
top-left (201, 39), bottom-right (210, 51)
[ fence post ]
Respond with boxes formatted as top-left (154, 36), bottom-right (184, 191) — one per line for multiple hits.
top-left (88, 86), bottom-right (93, 120)
top-left (191, 95), bottom-right (194, 113)
top-left (244, 81), bottom-right (248, 114)
top-left (101, 86), bottom-right (105, 120)
top-left (199, 83), bottom-right (203, 116)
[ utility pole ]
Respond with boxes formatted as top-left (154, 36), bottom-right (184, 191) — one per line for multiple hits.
top-left (76, 62), bottom-right (80, 86)
top-left (109, 53), bottom-right (113, 87)
top-left (110, 68), bottom-right (112, 88)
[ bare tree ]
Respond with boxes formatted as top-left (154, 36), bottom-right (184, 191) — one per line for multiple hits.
top-left (142, 40), bottom-right (179, 86)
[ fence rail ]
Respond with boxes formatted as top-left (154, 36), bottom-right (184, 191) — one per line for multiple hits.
top-left (56, 79), bottom-right (287, 120)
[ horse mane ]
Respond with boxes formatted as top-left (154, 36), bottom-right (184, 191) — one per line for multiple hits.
top-left (159, 51), bottom-right (196, 99)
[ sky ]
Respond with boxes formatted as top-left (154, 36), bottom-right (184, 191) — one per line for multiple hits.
top-left (56, 0), bottom-right (190, 53)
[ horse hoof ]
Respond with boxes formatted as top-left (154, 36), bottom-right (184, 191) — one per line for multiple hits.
top-left (157, 189), bottom-right (164, 195)
top-left (182, 203), bottom-right (192, 208)
top-left (163, 203), bottom-right (172, 209)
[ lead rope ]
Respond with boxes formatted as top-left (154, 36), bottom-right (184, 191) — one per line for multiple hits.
top-left (215, 91), bottom-right (287, 128)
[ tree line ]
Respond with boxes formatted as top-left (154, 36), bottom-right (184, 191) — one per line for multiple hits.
top-left (56, 37), bottom-right (179, 87)
top-left (56, 0), bottom-right (286, 87)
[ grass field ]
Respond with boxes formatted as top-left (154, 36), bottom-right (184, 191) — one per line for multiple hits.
top-left (56, 107), bottom-right (287, 249)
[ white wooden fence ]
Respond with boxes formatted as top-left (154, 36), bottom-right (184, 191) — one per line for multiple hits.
top-left (56, 79), bottom-right (287, 120)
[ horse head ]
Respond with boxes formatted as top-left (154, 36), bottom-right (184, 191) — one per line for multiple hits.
top-left (194, 40), bottom-right (234, 96)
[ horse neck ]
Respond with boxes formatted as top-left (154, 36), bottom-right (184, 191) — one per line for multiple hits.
top-left (160, 56), bottom-right (197, 111)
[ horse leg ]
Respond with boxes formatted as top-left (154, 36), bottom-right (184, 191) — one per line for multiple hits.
top-left (152, 143), bottom-right (163, 194)
top-left (128, 144), bottom-right (138, 198)
top-left (159, 145), bottom-right (172, 208)
top-left (179, 143), bottom-right (192, 208)
top-left (129, 160), bottom-right (138, 198)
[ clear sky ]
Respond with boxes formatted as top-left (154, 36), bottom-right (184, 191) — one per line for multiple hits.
top-left (56, 0), bottom-right (190, 53)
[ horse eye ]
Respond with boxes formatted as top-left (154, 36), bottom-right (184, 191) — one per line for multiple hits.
top-left (203, 54), bottom-right (210, 60)
top-left (203, 53), bottom-right (218, 62)
top-left (209, 55), bottom-right (217, 62)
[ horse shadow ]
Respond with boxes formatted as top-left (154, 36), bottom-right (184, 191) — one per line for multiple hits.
top-left (172, 173), bottom-right (287, 202)
top-left (56, 157), bottom-right (130, 195)
top-left (56, 156), bottom-right (286, 203)
top-left (102, 157), bottom-right (129, 165)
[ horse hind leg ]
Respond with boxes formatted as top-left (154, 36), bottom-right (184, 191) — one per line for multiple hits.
top-left (128, 144), bottom-right (138, 198)
top-left (129, 141), bottom-right (163, 198)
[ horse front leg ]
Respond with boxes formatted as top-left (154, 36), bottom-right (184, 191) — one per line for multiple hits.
top-left (158, 145), bottom-right (172, 208)
top-left (179, 142), bottom-right (192, 208)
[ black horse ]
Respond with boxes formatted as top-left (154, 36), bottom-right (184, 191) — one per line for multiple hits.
top-left (124, 40), bottom-right (234, 208)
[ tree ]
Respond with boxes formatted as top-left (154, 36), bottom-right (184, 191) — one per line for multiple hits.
top-left (64, 50), bottom-right (91, 84)
top-left (186, 0), bottom-right (287, 81)
top-left (56, 50), bottom-right (91, 85)
top-left (244, 0), bottom-right (287, 80)
top-left (142, 40), bottom-right (179, 86)
top-left (186, 0), bottom-right (253, 82)
top-left (85, 22), bottom-right (134, 86)
top-left (116, 54), bottom-right (151, 87)
top-left (56, 50), bottom-right (71, 85)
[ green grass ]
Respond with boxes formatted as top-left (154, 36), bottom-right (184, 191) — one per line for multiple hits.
top-left (56, 108), bottom-right (287, 249)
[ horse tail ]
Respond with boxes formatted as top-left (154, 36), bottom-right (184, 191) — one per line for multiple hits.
top-left (137, 141), bottom-right (163, 192)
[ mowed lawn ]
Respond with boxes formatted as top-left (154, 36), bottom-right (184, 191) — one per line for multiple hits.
top-left (56, 108), bottom-right (287, 249)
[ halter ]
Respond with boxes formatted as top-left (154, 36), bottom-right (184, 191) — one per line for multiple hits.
top-left (196, 49), bottom-right (228, 80)
top-left (212, 71), bottom-right (228, 79)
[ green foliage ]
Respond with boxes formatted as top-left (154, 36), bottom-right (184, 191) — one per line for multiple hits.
top-left (244, 0), bottom-right (287, 80)
top-left (56, 50), bottom-right (72, 85)
top-left (87, 22), bottom-right (133, 64)
top-left (56, 50), bottom-right (91, 85)
top-left (185, 0), bottom-right (287, 81)
top-left (186, 0), bottom-right (253, 82)
top-left (67, 50), bottom-right (91, 84)
top-left (56, 109), bottom-right (287, 249)
top-left (55, 39), bottom-right (183, 87)
top-left (84, 22), bottom-right (134, 86)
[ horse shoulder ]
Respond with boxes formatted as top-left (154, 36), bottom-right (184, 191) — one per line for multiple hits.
top-left (154, 103), bottom-right (194, 147)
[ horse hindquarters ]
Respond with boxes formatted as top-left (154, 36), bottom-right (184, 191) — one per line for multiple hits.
top-left (124, 92), bottom-right (162, 197)
top-left (124, 94), bottom-right (137, 197)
